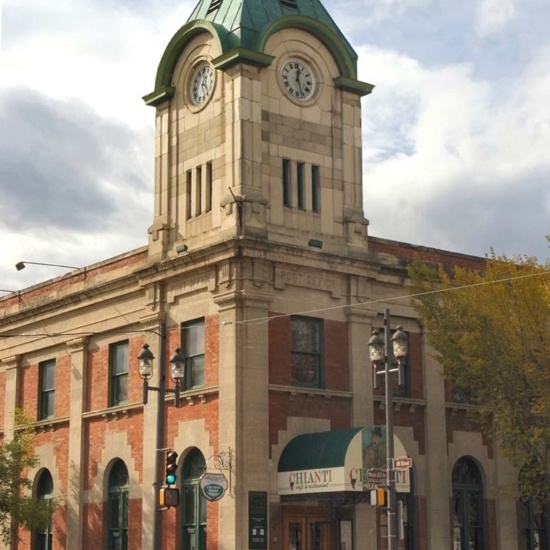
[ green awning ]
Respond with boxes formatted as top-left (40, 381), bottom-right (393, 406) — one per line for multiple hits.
top-left (277, 426), bottom-right (410, 495)
top-left (278, 427), bottom-right (363, 472)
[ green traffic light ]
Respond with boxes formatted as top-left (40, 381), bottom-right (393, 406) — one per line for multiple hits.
top-left (166, 473), bottom-right (177, 484)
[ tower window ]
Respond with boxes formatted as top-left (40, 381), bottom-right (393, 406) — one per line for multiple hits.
top-left (205, 162), bottom-right (212, 213)
top-left (195, 166), bottom-right (202, 216)
top-left (311, 165), bottom-right (320, 213)
top-left (186, 171), bottom-right (192, 220)
top-left (297, 162), bottom-right (305, 210)
top-left (282, 159), bottom-right (292, 207)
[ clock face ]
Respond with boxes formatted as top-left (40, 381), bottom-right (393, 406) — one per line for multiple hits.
top-left (190, 63), bottom-right (214, 105)
top-left (280, 60), bottom-right (316, 100)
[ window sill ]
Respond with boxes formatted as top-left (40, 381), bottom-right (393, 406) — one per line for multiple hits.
top-left (269, 384), bottom-right (353, 401)
top-left (374, 395), bottom-right (426, 413)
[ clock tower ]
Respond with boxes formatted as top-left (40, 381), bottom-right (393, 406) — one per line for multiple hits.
top-left (143, 0), bottom-right (373, 263)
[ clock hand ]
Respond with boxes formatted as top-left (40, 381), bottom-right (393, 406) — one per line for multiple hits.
top-left (295, 68), bottom-right (303, 94)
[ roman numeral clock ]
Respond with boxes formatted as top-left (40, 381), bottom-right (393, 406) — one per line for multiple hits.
top-left (280, 59), bottom-right (316, 101)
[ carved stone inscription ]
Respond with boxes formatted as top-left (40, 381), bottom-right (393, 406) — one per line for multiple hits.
top-left (275, 268), bottom-right (341, 298)
top-left (168, 270), bottom-right (216, 303)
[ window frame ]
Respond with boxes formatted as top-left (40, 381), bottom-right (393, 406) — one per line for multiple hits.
top-left (39, 359), bottom-right (56, 420)
top-left (290, 316), bottom-right (323, 388)
top-left (109, 340), bottom-right (129, 407)
top-left (182, 319), bottom-right (206, 390)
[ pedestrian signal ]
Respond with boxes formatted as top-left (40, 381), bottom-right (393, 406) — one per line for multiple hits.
top-left (369, 488), bottom-right (386, 507)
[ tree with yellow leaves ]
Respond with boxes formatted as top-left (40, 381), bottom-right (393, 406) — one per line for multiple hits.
top-left (408, 247), bottom-right (550, 509)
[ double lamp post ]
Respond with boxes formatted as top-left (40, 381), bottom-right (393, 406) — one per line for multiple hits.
top-left (137, 325), bottom-right (187, 550)
top-left (368, 309), bottom-right (408, 550)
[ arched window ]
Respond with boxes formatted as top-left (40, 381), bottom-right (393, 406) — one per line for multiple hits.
top-left (519, 467), bottom-right (549, 549)
top-left (521, 500), bottom-right (548, 550)
top-left (452, 457), bottom-right (484, 550)
top-left (181, 448), bottom-right (207, 550)
top-left (108, 460), bottom-right (129, 550)
top-left (35, 469), bottom-right (54, 550)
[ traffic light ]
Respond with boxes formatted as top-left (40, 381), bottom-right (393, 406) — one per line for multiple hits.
top-left (369, 488), bottom-right (387, 507)
top-left (165, 450), bottom-right (178, 485)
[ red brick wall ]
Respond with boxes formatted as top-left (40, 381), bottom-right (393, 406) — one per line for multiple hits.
top-left (445, 408), bottom-right (493, 459)
top-left (15, 502), bottom-right (67, 550)
top-left (268, 315), bottom-right (291, 386)
top-left (370, 237), bottom-right (486, 272)
top-left (84, 413), bottom-right (144, 490)
top-left (82, 502), bottom-right (103, 549)
top-left (268, 312), bottom-right (352, 452)
top-left (324, 319), bottom-right (350, 391)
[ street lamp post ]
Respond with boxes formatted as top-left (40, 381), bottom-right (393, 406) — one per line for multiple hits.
top-left (137, 343), bottom-right (186, 408)
top-left (368, 309), bottom-right (408, 550)
top-left (137, 326), bottom-right (186, 550)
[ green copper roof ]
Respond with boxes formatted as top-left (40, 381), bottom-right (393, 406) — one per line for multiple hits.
top-left (187, 0), bottom-right (357, 61)
top-left (143, 0), bottom-right (373, 105)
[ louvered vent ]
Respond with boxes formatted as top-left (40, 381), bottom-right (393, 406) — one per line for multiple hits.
top-left (281, 0), bottom-right (298, 8)
top-left (207, 0), bottom-right (222, 13)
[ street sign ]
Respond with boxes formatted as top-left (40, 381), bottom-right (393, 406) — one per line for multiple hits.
top-left (395, 456), bottom-right (413, 470)
top-left (366, 468), bottom-right (387, 483)
top-left (200, 473), bottom-right (228, 501)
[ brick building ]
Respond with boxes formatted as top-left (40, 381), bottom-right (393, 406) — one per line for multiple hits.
top-left (0, 0), bottom-right (530, 548)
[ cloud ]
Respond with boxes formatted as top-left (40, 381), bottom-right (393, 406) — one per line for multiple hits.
top-left (357, 43), bottom-right (550, 260)
top-left (0, 87), bottom-right (151, 231)
top-left (475, 0), bottom-right (517, 36)
top-left (0, 87), bottom-right (153, 289)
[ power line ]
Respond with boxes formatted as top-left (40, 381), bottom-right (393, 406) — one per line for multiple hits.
top-left (1, 268), bottom-right (547, 338)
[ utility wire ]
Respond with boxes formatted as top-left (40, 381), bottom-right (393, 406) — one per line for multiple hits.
top-left (1, 268), bottom-right (548, 338)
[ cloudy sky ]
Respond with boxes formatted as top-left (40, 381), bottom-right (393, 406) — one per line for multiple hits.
top-left (0, 0), bottom-right (549, 291)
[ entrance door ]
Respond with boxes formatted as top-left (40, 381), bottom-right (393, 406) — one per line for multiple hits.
top-left (284, 511), bottom-right (332, 550)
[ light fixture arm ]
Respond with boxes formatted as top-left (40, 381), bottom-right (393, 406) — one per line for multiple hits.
top-left (15, 261), bottom-right (86, 278)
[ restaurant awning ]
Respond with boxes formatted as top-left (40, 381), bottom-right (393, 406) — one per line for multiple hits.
top-left (277, 426), bottom-right (410, 495)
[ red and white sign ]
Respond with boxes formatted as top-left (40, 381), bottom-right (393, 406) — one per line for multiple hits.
top-left (395, 456), bottom-right (413, 470)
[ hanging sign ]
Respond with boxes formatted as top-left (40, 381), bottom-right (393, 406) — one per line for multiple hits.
top-left (200, 473), bottom-right (228, 501)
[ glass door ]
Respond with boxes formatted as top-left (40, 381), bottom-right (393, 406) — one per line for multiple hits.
top-left (284, 514), bottom-right (332, 550)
